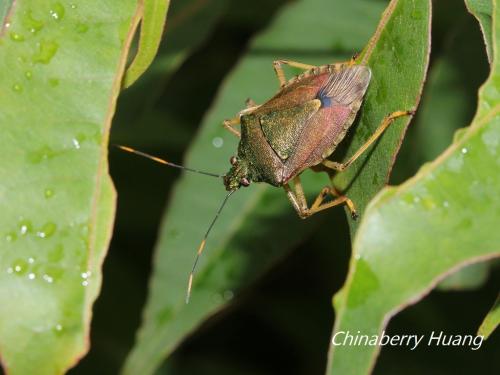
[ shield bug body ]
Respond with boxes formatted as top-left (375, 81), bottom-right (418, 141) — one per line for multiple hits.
top-left (119, 58), bottom-right (413, 302)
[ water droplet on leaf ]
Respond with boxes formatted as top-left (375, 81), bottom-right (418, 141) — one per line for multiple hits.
top-left (12, 83), bottom-right (23, 92)
top-left (37, 222), bottom-right (57, 238)
top-left (49, 2), bottom-right (65, 21)
top-left (10, 32), bottom-right (25, 42)
top-left (32, 40), bottom-right (59, 64)
top-left (212, 137), bottom-right (224, 148)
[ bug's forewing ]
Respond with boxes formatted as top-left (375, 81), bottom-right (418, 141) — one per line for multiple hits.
top-left (260, 99), bottom-right (321, 160)
top-left (282, 65), bottom-right (371, 182)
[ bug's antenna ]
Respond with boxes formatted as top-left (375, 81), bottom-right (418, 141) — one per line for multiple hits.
top-left (115, 145), bottom-right (224, 178)
top-left (186, 189), bottom-right (235, 304)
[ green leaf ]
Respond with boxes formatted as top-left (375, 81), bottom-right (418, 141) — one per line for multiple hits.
top-left (478, 293), bottom-right (500, 338)
top-left (437, 262), bottom-right (490, 290)
top-left (123, 0), bottom-right (171, 88)
top-left (396, 5), bottom-right (491, 290)
top-left (0, 1), bottom-right (138, 373)
top-left (327, 1), bottom-right (500, 374)
top-left (333, 0), bottom-right (431, 235)
top-left (465, 0), bottom-right (493, 63)
top-left (122, 1), bottom-right (391, 374)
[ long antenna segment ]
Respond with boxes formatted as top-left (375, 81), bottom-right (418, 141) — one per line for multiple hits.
top-left (186, 190), bottom-right (235, 304)
top-left (116, 145), bottom-right (224, 178)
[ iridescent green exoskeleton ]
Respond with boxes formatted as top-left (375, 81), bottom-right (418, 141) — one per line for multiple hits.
top-left (118, 58), bottom-right (413, 302)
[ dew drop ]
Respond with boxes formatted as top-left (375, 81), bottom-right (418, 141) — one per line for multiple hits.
top-left (82, 280), bottom-right (89, 287)
top-left (28, 257), bottom-right (35, 264)
top-left (5, 232), bottom-right (17, 242)
top-left (12, 259), bottom-right (28, 275)
top-left (53, 323), bottom-right (63, 335)
top-left (27, 146), bottom-right (56, 164)
top-left (49, 2), bottom-right (65, 21)
top-left (43, 274), bottom-right (54, 283)
top-left (12, 83), bottom-right (23, 93)
top-left (32, 40), bottom-right (59, 64)
top-left (37, 222), bottom-right (57, 238)
top-left (70, 4), bottom-right (77, 10)
top-left (25, 70), bottom-right (33, 80)
top-left (18, 219), bottom-right (33, 235)
top-left (10, 32), bottom-right (25, 42)
top-left (44, 188), bottom-right (54, 198)
top-left (72, 138), bottom-right (81, 149)
top-left (81, 271), bottom-right (90, 279)
top-left (223, 290), bottom-right (234, 301)
top-left (461, 147), bottom-right (468, 154)
top-left (212, 137), bottom-right (224, 148)
top-left (5, 22), bottom-right (11, 28)
top-left (22, 10), bottom-right (44, 34)
top-left (6, 267), bottom-right (13, 274)
top-left (28, 273), bottom-right (36, 280)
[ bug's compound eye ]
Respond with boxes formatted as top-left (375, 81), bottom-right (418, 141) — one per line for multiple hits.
top-left (230, 156), bottom-right (238, 166)
top-left (240, 177), bottom-right (250, 187)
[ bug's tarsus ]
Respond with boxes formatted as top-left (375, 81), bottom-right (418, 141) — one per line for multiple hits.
top-left (185, 190), bottom-right (235, 304)
top-left (115, 144), bottom-right (223, 178)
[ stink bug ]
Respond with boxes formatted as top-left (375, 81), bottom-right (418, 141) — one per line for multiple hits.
top-left (118, 57), bottom-right (413, 302)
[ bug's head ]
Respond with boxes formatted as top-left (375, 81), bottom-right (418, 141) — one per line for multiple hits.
top-left (224, 156), bottom-right (251, 191)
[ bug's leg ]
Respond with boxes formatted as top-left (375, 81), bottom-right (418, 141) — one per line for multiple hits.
top-left (273, 60), bottom-right (316, 87)
top-left (223, 117), bottom-right (241, 138)
top-left (223, 100), bottom-right (261, 138)
top-left (284, 177), bottom-right (357, 219)
top-left (284, 177), bottom-right (310, 219)
top-left (310, 186), bottom-right (358, 219)
top-left (322, 109), bottom-right (415, 172)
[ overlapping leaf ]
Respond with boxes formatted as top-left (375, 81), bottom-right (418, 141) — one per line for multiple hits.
top-left (0, 1), bottom-right (138, 373)
top-left (327, 1), bottom-right (500, 374)
top-left (466, 0), bottom-right (493, 62)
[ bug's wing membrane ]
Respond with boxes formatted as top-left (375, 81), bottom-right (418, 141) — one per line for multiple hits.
top-left (320, 65), bottom-right (371, 106)
top-left (260, 99), bottom-right (321, 160)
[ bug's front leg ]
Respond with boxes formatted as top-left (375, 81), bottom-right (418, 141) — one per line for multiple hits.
top-left (223, 117), bottom-right (241, 138)
top-left (284, 176), bottom-right (357, 219)
top-left (322, 109), bottom-right (415, 172)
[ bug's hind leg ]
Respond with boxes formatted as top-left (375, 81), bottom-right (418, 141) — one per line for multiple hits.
top-left (310, 186), bottom-right (358, 219)
top-left (322, 110), bottom-right (415, 172)
top-left (273, 60), bottom-right (317, 87)
top-left (284, 176), bottom-right (357, 219)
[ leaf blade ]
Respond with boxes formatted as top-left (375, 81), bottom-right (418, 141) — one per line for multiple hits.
top-left (0, 1), bottom-right (139, 373)
top-left (465, 0), bottom-right (493, 63)
top-left (327, 1), bottom-right (500, 373)
top-left (123, 0), bottom-right (171, 88)
top-left (478, 293), bottom-right (500, 338)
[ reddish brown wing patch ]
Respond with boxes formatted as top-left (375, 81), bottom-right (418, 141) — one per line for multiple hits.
top-left (281, 65), bottom-right (372, 182)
